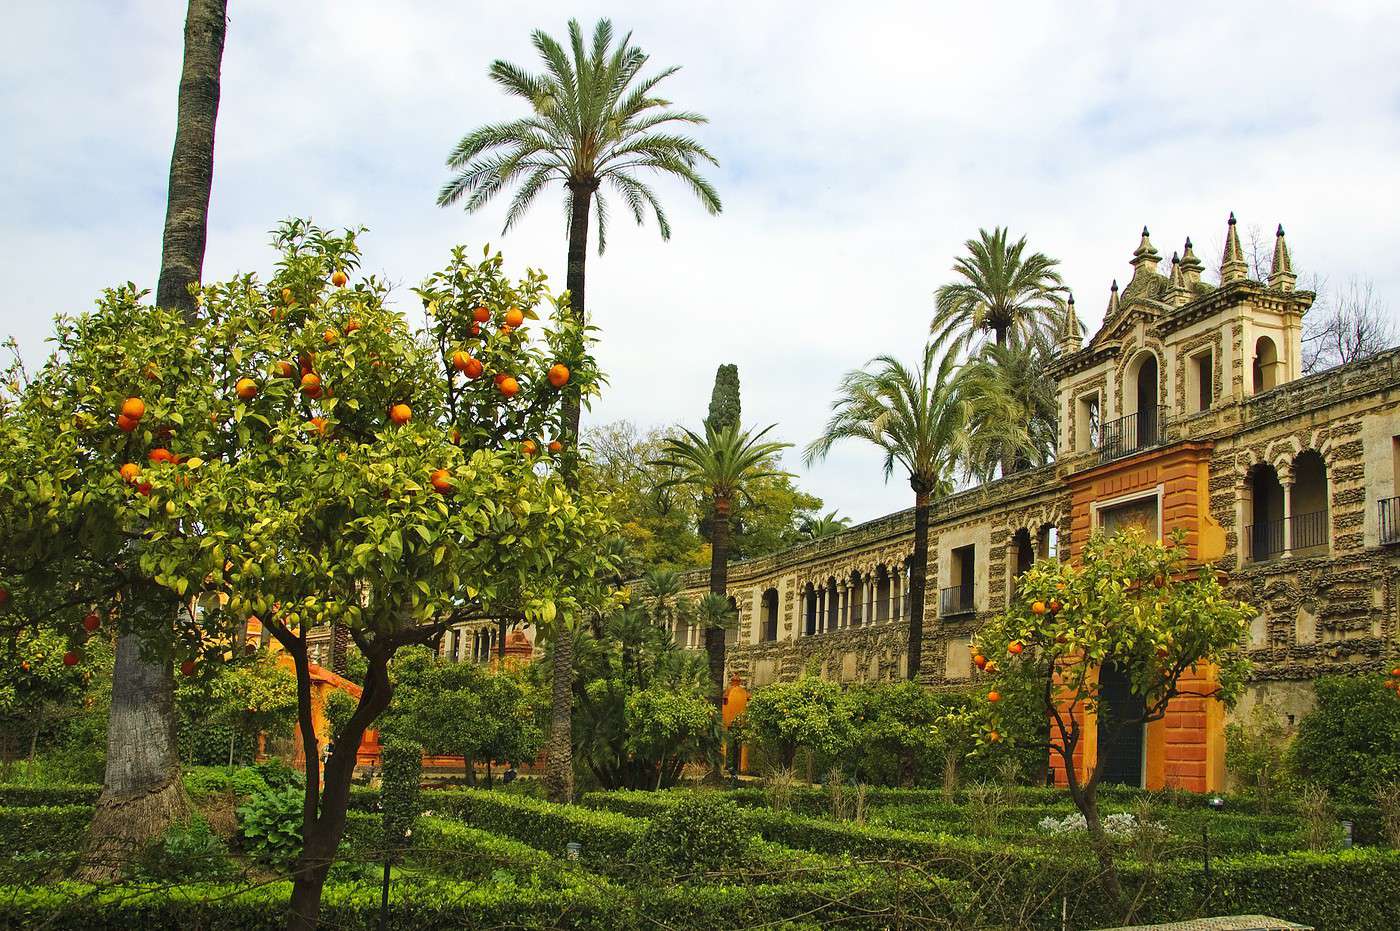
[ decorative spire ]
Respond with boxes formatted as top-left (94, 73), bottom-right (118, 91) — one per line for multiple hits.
top-left (1180, 236), bottom-right (1204, 287)
top-left (1269, 223), bottom-right (1296, 291)
top-left (1167, 253), bottom-right (1190, 307)
top-left (1105, 279), bottom-right (1120, 319)
top-left (1059, 292), bottom-right (1082, 353)
top-left (1220, 212), bottom-right (1248, 283)
top-left (1130, 225), bottom-right (1162, 280)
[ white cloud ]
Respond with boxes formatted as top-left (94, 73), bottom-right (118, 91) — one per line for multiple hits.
top-left (3, 0), bottom-right (1398, 523)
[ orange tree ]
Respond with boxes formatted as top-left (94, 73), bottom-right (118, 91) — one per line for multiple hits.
top-left (970, 529), bottom-right (1252, 908)
top-left (0, 223), bottom-right (618, 929)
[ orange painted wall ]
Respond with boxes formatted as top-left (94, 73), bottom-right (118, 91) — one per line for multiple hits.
top-left (1051, 441), bottom-right (1226, 793)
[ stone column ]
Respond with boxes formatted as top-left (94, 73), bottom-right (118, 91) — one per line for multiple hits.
top-left (1282, 477), bottom-right (1294, 558)
top-left (839, 583), bottom-right (849, 629)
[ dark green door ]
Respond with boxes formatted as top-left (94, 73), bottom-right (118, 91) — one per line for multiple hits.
top-left (1097, 662), bottom-right (1145, 787)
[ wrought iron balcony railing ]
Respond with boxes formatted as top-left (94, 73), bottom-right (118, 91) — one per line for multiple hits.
top-left (1244, 510), bottom-right (1329, 562)
top-left (1099, 406), bottom-right (1168, 462)
top-left (939, 583), bottom-right (975, 616)
top-left (1380, 497), bottom-right (1400, 546)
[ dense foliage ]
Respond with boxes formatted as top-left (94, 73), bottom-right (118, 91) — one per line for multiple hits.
top-left (1292, 675), bottom-right (1400, 803)
top-left (628, 795), bottom-right (752, 874)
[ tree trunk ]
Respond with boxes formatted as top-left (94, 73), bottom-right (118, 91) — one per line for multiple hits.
top-left (543, 629), bottom-right (575, 803)
top-left (560, 180), bottom-right (595, 453)
top-left (79, 630), bottom-right (191, 881)
top-left (706, 495), bottom-right (731, 710)
top-left (285, 640), bottom-right (393, 931)
top-left (906, 490), bottom-right (930, 680)
top-left (155, 0), bottom-right (226, 318)
top-left (1077, 781), bottom-right (1125, 905)
top-left (81, 0), bottom-right (226, 880)
top-left (464, 755), bottom-right (476, 788)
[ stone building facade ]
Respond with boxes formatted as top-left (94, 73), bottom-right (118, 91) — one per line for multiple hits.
top-left (665, 215), bottom-right (1400, 792)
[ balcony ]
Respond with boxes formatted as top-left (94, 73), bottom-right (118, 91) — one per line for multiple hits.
top-left (1381, 497), bottom-right (1400, 546)
top-left (939, 583), bottom-right (975, 616)
top-left (1099, 406), bottom-right (1167, 463)
top-left (1244, 510), bottom-right (1329, 563)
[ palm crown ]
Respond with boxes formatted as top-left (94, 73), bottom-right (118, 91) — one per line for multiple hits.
top-left (805, 344), bottom-right (974, 497)
top-left (653, 423), bottom-right (792, 503)
top-left (437, 18), bottom-right (722, 253)
top-left (957, 324), bottom-right (1060, 480)
top-left (932, 226), bottom-right (1066, 355)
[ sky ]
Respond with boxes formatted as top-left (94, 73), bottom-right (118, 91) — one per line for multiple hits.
top-left (3, 1), bottom-right (1399, 524)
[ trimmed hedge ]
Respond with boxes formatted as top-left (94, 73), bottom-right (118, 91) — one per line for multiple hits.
top-left (0, 804), bottom-right (93, 856)
top-left (0, 784), bottom-right (100, 807)
top-left (427, 789), bottom-right (645, 863)
top-left (342, 812), bottom-right (562, 880)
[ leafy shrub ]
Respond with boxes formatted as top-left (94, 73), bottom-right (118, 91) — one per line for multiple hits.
top-left (253, 759), bottom-right (303, 791)
top-left (184, 765), bottom-right (269, 800)
top-left (0, 784), bottom-right (99, 807)
top-left (1226, 701), bottom-right (1294, 812)
top-left (1292, 675), bottom-right (1400, 803)
top-left (0, 804), bottom-right (91, 858)
top-left (432, 788), bottom-right (643, 863)
top-left (236, 785), bottom-right (304, 867)
top-left (628, 796), bottom-right (752, 875)
top-left (137, 816), bottom-right (233, 881)
top-left (323, 689), bottom-right (357, 742)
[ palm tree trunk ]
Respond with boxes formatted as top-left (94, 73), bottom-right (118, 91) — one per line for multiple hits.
top-left (543, 629), bottom-right (575, 803)
top-left (906, 490), bottom-right (930, 680)
top-left (706, 495), bottom-right (731, 710)
top-left (82, 2), bottom-right (225, 879)
top-left (561, 179), bottom-right (595, 450)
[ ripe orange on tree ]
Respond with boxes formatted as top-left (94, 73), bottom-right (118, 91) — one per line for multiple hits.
top-left (504, 306), bottom-right (524, 328)
top-left (323, 329), bottom-right (338, 345)
top-left (498, 376), bottom-right (520, 398)
top-left (547, 364), bottom-right (570, 388)
top-left (472, 306), bottom-right (490, 323)
top-left (547, 440), bottom-right (563, 454)
top-left (521, 439), bottom-right (538, 457)
top-left (345, 318), bottom-right (361, 333)
top-left (83, 612), bottom-right (101, 633)
top-left (973, 653), bottom-right (987, 669)
top-left (430, 469), bottom-right (454, 494)
top-left (389, 404), bottom-right (412, 425)
top-left (331, 270), bottom-right (348, 287)
top-left (119, 463), bottom-right (141, 484)
top-left (300, 372), bottom-right (322, 396)
top-left (274, 360), bottom-right (296, 379)
top-left (308, 417), bottom-right (329, 437)
top-left (117, 414), bottom-right (139, 432)
top-left (1031, 600), bottom-right (1046, 615)
top-left (987, 730), bottom-right (1001, 743)
top-left (1008, 641), bottom-right (1024, 655)
top-left (148, 448), bottom-right (174, 465)
top-left (180, 659), bottom-right (197, 677)
top-left (235, 377), bottom-right (259, 400)
top-left (121, 397), bottom-right (146, 420)
top-left (63, 651), bottom-right (79, 667)
top-left (987, 690), bottom-right (1001, 702)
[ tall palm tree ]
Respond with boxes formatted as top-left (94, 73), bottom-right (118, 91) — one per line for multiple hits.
top-left (800, 510), bottom-right (851, 540)
top-left (958, 324), bottom-right (1061, 480)
top-left (805, 345), bottom-right (1025, 679)
top-left (653, 423), bottom-right (790, 707)
top-left (931, 227), bottom-right (1066, 355)
top-left (82, 0), bottom-right (226, 882)
top-left (438, 17), bottom-right (722, 447)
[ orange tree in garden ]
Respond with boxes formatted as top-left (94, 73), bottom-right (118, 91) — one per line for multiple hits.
top-left (971, 529), bottom-right (1252, 912)
top-left (0, 222), bottom-right (618, 931)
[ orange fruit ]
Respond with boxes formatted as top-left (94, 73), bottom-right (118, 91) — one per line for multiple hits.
top-left (1008, 641), bottom-right (1024, 655)
top-left (148, 448), bottom-right (174, 465)
top-left (63, 651), bottom-right (79, 667)
top-left (504, 307), bottom-right (524, 328)
top-left (117, 414), bottom-right (139, 433)
top-left (1049, 600), bottom-right (1062, 613)
top-left (300, 372), bottom-right (321, 394)
top-left (138, 482), bottom-right (153, 496)
top-left (298, 353), bottom-right (316, 374)
top-left (521, 439), bottom-right (538, 457)
top-left (473, 306), bottom-right (490, 323)
top-left (498, 376), bottom-right (520, 398)
top-left (499, 324), bottom-right (514, 335)
top-left (308, 417), bottom-right (329, 437)
top-left (389, 403), bottom-right (412, 425)
top-left (235, 377), bottom-right (259, 400)
top-left (547, 363), bottom-right (570, 387)
top-left (469, 322), bottom-right (481, 337)
top-left (987, 690), bottom-right (1001, 702)
top-left (973, 654), bottom-right (987, 669)
top-left (1391, 667), bottom-right (1400, 677)
top-left (180, 659), bottom-right (197, 677)
top-left (274, 360), bottom-right (296, 379)
top-left (331, 270), bottom-right (348, 287)
top-left (119, 463), bottom-right (141, 484)
top-left (345, 318), bottom-right (361, 332)
top-left (83, 612), bottom-right (101, 632)
top-left (452, 351), bottom-right (483, 377)
top-left (548, 440), bottom-right (563, 454)
top-left (121, 397), bottom-right (146, 420)
top-left (430, 469), bottom-right (454, 494)
top-left (323, 329), bottom-right (338, 345)
top-left (987, 731), bottom-right (1001, 743)
top-left (1031, 600), bottom-right (1046, 615)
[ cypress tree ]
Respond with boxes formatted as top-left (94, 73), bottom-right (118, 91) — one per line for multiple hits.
top-left (704, 364), bottom-right (741, 435)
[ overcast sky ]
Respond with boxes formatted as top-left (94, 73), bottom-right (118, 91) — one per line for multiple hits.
top-left (3, 1), bottom-right (1398, 523)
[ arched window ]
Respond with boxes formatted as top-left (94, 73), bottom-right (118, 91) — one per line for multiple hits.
top-left (1290, 450), bottom-right (1329, 554)
top-left (760, 588), bottom-right (779, 642)
top-left (1012, 528), bottom-right (1035, 590)
top-left (1130, 352), bottom-right (1161, 449)
top-left (874, 566), bottom-right (891, 623)
top-left (825, 578), bottom-right (840, 632)
top-left (803, 582), bottom-right (817, 636)
top-left (1245, 463), bottom-right (1286, 562)
top-left (1253, 336), bottom-right (1279, 393)
top-left (849, 571), bottom-right (864, 627)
